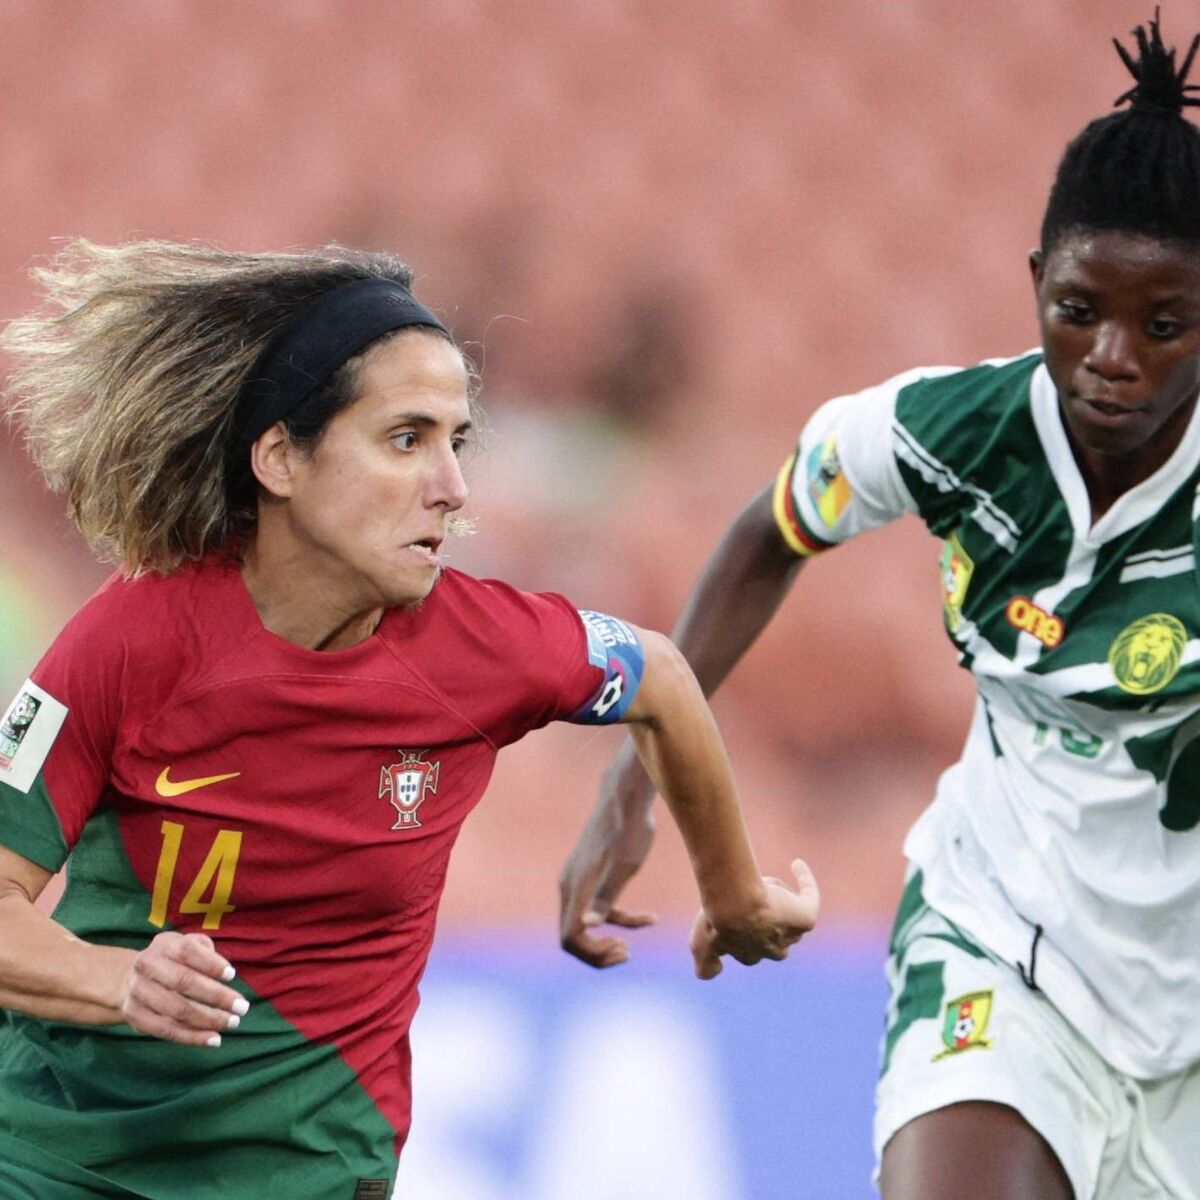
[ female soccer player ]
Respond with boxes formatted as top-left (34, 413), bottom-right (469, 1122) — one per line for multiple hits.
top-left (561, 14), bottom-right (1200, 1199)
top-left (0, 241), bottom-right (817, 1198)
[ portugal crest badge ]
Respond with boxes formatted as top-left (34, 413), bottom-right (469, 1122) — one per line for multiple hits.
top-left (934, 990), bottom-right (994, 1060)
top-left (379, 750), bottom-right (440, 830)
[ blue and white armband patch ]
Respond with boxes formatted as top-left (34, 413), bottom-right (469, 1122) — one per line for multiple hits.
top-left (572, 610), bottom-right (645, 724)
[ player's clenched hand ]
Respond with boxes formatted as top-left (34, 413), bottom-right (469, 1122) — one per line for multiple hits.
top-left (690, 859), bottom-right (820, 981)
top-left (119, 931), bottom-right (247, 1047)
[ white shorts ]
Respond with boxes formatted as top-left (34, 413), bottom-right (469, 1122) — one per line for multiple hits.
top-left (875, 874), bottom-right (1200, 1200)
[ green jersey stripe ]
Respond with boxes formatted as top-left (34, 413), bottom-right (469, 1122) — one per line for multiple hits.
top-left (795, 351), bottom-right (1200, 1077)
top-left (0, 770), bottom-right (69, 872)
top-left (893, 422), bottom-right (1021, 551)
top-left (1, 806), bottom-right (399, 1199)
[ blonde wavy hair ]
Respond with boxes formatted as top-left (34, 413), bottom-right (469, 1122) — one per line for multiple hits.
top-left (1, 238), bottom-right (448, 575)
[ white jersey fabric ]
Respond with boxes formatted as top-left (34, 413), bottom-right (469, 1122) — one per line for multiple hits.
top-left (775, 350), bottom-right (1200, 1079)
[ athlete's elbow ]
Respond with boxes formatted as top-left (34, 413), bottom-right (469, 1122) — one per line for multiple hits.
top-left (630, 631), bottom-right (702, 729)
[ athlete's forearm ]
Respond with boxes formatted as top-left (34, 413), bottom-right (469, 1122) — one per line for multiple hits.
top-left (672, 483), bottom-right (805, 696)
top-left (605, 484), bottom-right (804, 806)
top-left (627, 633), bottom-right (767, 925)
top-left (0, 890), bottom-right (132, 1024)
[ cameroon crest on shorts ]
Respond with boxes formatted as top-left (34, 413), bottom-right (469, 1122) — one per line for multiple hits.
top-left (933, 990), bottom-right (994, 1060)
top-left (379, 749), bottom-right (440, 830)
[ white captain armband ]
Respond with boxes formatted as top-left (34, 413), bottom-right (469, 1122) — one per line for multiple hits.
top-left (571, 611), bottom-right (645, 724)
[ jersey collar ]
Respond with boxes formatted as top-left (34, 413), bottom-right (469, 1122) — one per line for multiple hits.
top-left (1029, 359), bottom-right (1200, 545)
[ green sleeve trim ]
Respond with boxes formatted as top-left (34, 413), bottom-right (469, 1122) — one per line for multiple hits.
top-left (0, 774), bottom-right (69, 872)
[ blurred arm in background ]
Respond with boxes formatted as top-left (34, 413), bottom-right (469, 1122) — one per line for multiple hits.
top-left (604, 621), bottom-right (818, 977)
top-left (560, 482), bottom-right (805, 967)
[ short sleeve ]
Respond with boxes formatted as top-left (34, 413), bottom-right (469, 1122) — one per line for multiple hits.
top-left (773, 366), bottom-right (958, 556)
top-left (458, 582), bottom-right (605, 747)
top-left (565, 610), bottom-right (645, 725)
top-left (0, 599), bottom-right (123, 871)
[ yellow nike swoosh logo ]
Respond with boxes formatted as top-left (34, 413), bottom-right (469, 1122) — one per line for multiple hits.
top-left (155, 767), bottom-right (241, 797)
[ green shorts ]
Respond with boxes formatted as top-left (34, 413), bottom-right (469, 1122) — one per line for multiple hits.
top-left (0, 1130), bottom-right (148, 1199)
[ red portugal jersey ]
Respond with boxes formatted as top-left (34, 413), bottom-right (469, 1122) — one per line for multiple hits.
top-left (0, 558), bottom-right (617, 1199)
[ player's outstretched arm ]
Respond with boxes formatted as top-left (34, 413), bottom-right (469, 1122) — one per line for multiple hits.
top-left (562, 622), bottom-right (818, 977)
top-left (0, 844), bottom-right (247, 1045)
top-left (559, 483), bottom-right (805, 967)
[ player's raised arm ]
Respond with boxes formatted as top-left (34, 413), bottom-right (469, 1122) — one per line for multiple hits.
top-left (559, 483), bottom-right (806, 968)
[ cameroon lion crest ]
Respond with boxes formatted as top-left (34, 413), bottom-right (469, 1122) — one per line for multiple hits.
top-left (1108, 614), bottom-right (1187, 695)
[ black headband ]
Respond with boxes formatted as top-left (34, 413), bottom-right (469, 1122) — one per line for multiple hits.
top-left (230, 277), bottom-right (448, 468)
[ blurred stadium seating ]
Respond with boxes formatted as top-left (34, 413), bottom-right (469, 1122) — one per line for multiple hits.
top-left (0, 2), bottom-right (1160, 1193)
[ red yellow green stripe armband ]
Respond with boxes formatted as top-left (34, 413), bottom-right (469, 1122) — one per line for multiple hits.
top-left (772, 453), bottom-right (835, 557)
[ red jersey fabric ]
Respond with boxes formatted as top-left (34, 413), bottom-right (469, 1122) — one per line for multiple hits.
top-left (9, 557), bottom-right (605, 1153)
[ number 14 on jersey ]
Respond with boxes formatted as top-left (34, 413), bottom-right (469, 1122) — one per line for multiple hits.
top-left (148, 819), bottom-right (243, 931)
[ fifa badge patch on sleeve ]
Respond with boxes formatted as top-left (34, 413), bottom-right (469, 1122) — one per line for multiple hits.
top-left (933, 990), bottom-right (994, 1060)
top-left (805, 435), bottom-right (851, 530)
top-left (573, 611), bottom-right (645, 724)
top-left (0, 679), bottom-right (68, 793)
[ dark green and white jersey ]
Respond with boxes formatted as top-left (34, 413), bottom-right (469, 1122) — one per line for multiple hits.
top-left (775, 350), bottom-right (1200, 1079)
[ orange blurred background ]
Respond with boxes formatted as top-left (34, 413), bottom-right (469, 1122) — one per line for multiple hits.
top-left (0, 0), bottom-right (1162, 934)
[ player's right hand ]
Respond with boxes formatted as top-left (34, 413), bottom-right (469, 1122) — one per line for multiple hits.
top-left (119, 930), bottom-right (248, 1047)
top-left (690, 858), bottom-right (820, 980)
